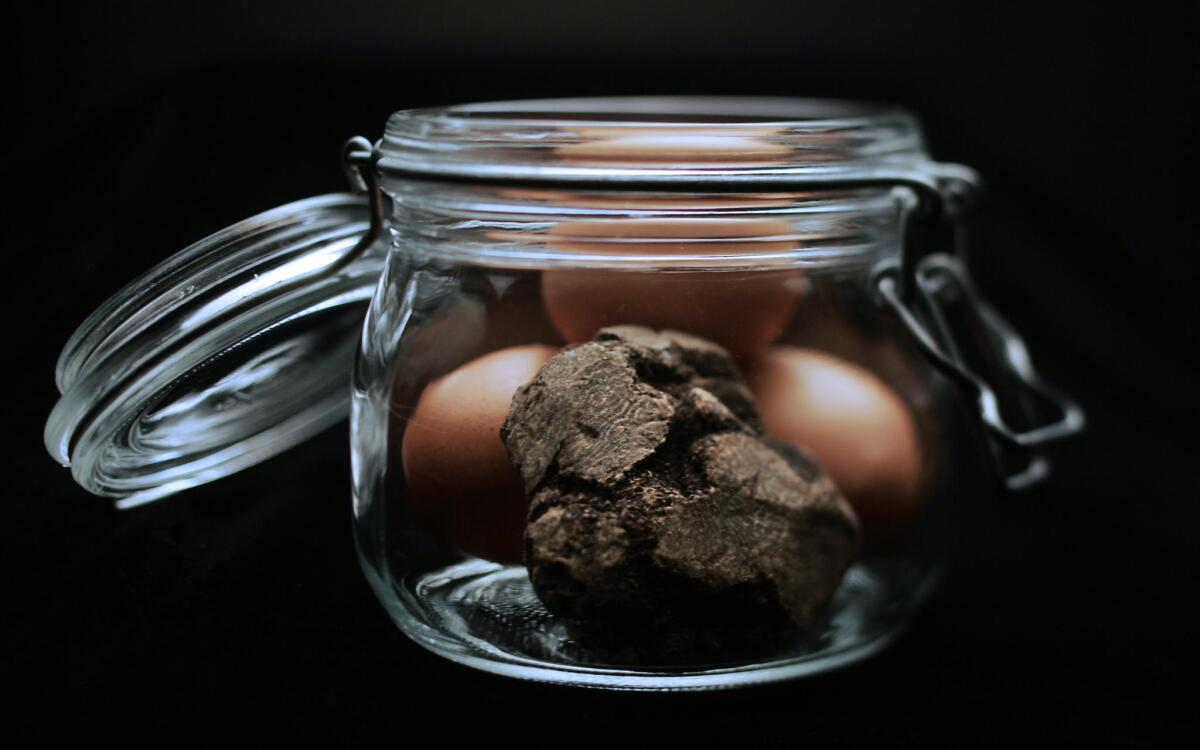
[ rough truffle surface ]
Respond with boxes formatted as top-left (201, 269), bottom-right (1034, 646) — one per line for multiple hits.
top-left (501, 326), bottom-right (860, 646)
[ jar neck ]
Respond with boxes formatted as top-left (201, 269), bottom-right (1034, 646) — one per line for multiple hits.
top-left (383, 180), bottom-right (902, 271)
top-left (374, 97), bottom-right (936, 270)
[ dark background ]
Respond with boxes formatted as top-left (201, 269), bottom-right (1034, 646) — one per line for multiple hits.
top-left (5, 2), bottom-right (1196, 746)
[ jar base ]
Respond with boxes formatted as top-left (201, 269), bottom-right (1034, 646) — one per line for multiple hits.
top-left (369, 557), bottom-right (940, 691)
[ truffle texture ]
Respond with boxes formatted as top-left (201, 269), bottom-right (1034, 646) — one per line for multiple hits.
top-left (501, 326), bottom-right (860, 647)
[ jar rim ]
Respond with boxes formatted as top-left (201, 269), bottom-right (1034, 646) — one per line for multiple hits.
top-left (391, 95), bottom-right (907, 126)
top-left (379, 96), bottom-right (931, 185)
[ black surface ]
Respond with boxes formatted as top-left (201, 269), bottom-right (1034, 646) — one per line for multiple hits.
top-left (5, 2), bottom-right (1196, 746)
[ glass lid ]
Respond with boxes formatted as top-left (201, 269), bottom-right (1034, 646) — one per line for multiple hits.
top-left (45, 193), bottom-right (384, 507)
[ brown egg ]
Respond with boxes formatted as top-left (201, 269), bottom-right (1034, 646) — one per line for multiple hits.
top-left (749, 347), bottom-right (925, 547)
top-left (401, 345), bottom-right (557, 563)
top-left (492, 187), bottom-right (804, 210)
top-left (555, 126), bottom-right (791, 167)
top-left (540, 218), bottom-right (806, 363)
top-left (543, 217), bottom-right (798, 252)
top-left (786, 283), bottom-right (931, 412)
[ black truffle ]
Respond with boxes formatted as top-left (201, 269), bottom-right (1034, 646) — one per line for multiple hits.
top-left (501, 326), bottom-right (860, 649)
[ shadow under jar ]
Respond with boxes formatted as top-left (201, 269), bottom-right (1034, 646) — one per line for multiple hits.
top-left (45, 97), bottom-right (1083, 691)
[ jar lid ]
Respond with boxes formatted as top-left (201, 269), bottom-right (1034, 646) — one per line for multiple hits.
top-left (44, 193), bottom-right (384, 507)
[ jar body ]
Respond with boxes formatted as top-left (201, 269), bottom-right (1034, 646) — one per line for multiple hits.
top-left (350, 176), bottom-right (978, 689)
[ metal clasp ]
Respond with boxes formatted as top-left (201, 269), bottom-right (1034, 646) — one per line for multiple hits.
top-left (341, 135), bottom-right (385, 264)
top-left (873, 186), bottom-right (1085, 490)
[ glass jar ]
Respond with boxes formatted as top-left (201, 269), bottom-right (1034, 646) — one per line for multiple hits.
top-left (45, 97), bottom-right (1083, 690)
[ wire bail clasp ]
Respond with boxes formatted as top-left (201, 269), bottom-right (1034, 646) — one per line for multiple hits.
top-left (342, 135), bottom-right (385, 262)
top-left (874, 175), bottom-right (1085, 490)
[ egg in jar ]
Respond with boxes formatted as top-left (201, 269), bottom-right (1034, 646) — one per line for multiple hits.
top-left (540, 218), bottom-right (808, 363)
top-left (401, 344), bottom-right (558, 563)
top-left (553, 125), bottom-right (793, 167)
top-left (529, 131), bottom-right (810, 364)
top-left (750, 347), bottom-right (926, 548)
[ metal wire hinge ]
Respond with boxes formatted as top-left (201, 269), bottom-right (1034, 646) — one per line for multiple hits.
top-left (873, 185), bottom-right (1086, 490)
top-left (341, 136), bottom-right (385, 264)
